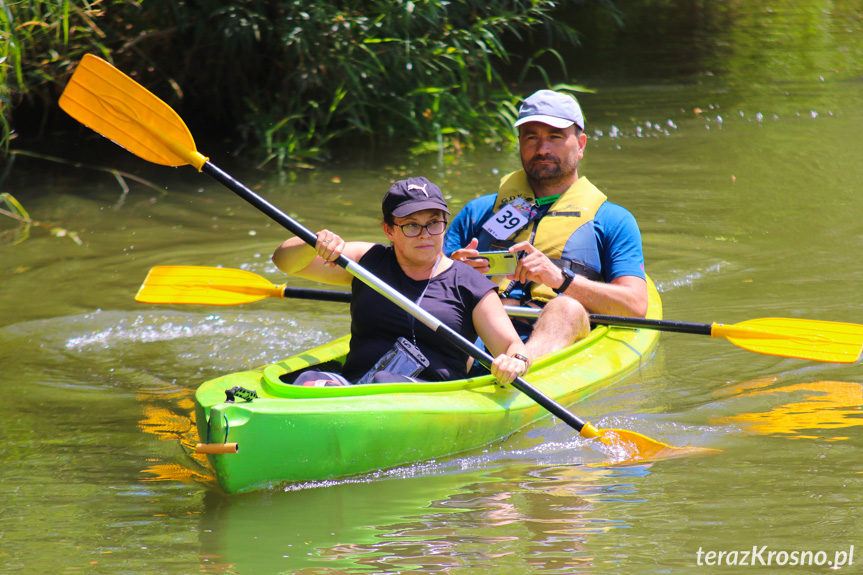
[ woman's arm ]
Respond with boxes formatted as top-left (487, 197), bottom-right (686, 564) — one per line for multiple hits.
top-left (472, 290), bottom-right (531, 384)
top-left (272, 229), bottom-right (375, 286)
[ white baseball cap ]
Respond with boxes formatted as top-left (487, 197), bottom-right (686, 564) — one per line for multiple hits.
top-left (514, 89), bottom-right (585, 130)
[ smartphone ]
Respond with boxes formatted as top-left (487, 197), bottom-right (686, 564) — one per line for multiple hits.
top-left (466, 250), bottom-right (518, 276)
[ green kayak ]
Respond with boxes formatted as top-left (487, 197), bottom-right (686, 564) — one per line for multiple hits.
top-left (195, 279), bottom-right (662, 494)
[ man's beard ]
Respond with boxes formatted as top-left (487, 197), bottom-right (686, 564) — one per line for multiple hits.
top-left (524, 154), bottom-right (578, 189)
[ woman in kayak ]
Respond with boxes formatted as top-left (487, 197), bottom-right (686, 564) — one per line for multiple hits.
top-left (272, 176), bottom-right (530, 386)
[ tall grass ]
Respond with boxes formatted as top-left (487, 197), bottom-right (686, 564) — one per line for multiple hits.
top-left (258, 0), bottom-right (583, 167)
top-left (1, 1), bottom-right (587, 169)
top-left (0, 1), bottom-right (151, 149)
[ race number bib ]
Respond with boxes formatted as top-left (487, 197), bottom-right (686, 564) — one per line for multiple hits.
top-left (482, 198), bottom-right (532, 240)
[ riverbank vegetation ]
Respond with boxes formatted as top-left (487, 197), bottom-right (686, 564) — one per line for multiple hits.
top-left (2, 0), bottom-right (597, 170)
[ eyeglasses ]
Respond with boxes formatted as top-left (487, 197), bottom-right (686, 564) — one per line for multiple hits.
top-left (394, 220), bottom-right (448, 237)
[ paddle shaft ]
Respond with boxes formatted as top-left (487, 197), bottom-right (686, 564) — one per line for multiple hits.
top-left (590, 315), bottom-right (713, 336)
top-left (280, 285), bottom-right (542, 319)
top-left (200, 162), bottom-right (592, 433)
top-left (141, 264), bottom-right (863, 363)
top-left (279, 286), bottom-right (718, 333)
top-left (282, 286), bottom-right (352, 303)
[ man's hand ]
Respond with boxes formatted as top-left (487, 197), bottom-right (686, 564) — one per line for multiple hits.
top-left (450, 238), bottom-right (489, 273)
top-left (508, 241), bottom-right (564, 288)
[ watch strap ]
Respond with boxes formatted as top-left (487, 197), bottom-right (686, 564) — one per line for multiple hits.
top-left (553, 267), bottom-right (575, 294)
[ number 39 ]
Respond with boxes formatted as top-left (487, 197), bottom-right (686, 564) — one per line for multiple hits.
top-left (495, 210), bottom-right (520, 229)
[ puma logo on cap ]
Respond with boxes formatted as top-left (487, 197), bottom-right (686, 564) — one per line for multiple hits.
top-left (408, 183), bottom-right (429, 197)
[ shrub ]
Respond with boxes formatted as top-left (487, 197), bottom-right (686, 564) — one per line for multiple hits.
top-left (2, 1), bottom-right (583, 169)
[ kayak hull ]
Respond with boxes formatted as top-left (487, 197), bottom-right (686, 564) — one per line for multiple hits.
top-left (195, 280), bottom-right (662, 494)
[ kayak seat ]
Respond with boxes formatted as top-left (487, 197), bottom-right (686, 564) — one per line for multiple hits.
top-left (292, 369), bottom-right (350, 387)
top-left (287, 367), bottom-right (422, 387)
top-left (278, 360), bottom-right (345, 384)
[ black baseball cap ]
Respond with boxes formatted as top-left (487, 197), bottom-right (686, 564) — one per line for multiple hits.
top-left (382, 176), bottom-right (450, 218)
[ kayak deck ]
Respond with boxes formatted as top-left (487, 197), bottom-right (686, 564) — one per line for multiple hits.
top-left (195, 280), bottom-right (662, 494)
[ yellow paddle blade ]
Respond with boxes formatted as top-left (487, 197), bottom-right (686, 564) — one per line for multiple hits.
top-left (136, 265), bottom-right (284, 306)
top-left (59, 54), bottom-right (208, 170)
top-left (713, 318), bottom-right (863, 364)
top-left (581, 423), bottom-right (718, 461)
top-left (597, 429), bottom-right (719, 460)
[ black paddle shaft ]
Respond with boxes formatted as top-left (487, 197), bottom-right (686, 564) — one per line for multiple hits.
top-left (200, 161), bottom-right (591, 434)
top-left (283, 291), bottom-right (716, 334)
top-left (590, 315), bottom-right (713, 335)
top-left (283, 286), bottom-right (352, 303)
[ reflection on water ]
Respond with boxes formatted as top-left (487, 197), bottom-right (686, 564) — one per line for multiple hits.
top-left (196, 462), bottom-right (647, 574)
top-left (715, 380), bottom-right (863, 440)
top-left (137, 388), bottom-right (214, 485)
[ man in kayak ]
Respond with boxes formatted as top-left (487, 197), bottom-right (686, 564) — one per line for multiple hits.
top-left (444, 89), bottom-right (647, 358)
top-left (272, 177), bottom-right (531, 385)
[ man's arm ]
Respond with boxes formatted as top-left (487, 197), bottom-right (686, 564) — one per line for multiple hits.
top-left (558, 272), bottom-right (648, 317)
top-left (508, 241), bottom-right (648, 317)
top-left (443, 194), bottom-right (498, 255)
top-left (443, 194), bottom-right (499, 272)
top-left (510, 201), bottom-right (648, 317)
top-left (582, 201), bottom-right (648, 316)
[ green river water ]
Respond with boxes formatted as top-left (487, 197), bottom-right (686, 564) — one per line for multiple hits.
top-left (2, 3), bottom-right (863, 573)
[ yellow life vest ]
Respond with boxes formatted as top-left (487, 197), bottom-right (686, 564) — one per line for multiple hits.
top-left (493, 170), bottom-right (607, 303)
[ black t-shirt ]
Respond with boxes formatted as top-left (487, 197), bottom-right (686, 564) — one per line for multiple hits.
top-left (342, 244), bottom-right (498, 382)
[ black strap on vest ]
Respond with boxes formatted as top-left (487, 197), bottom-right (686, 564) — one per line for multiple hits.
top-left (550, 257), bottom-right (604, 283)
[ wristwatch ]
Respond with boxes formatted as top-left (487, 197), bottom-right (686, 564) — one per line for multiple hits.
top-left (553, 267), bottom-right (575, 294)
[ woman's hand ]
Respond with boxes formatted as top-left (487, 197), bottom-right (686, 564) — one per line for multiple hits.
top-left (315, 229), bottom-right (345, 266)
top-left (274, 231), bottom-right (372, 286)
top-left (490, 353), bottom-right (530, 386)
top-left (450, 238), bottom-right (489, 273)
